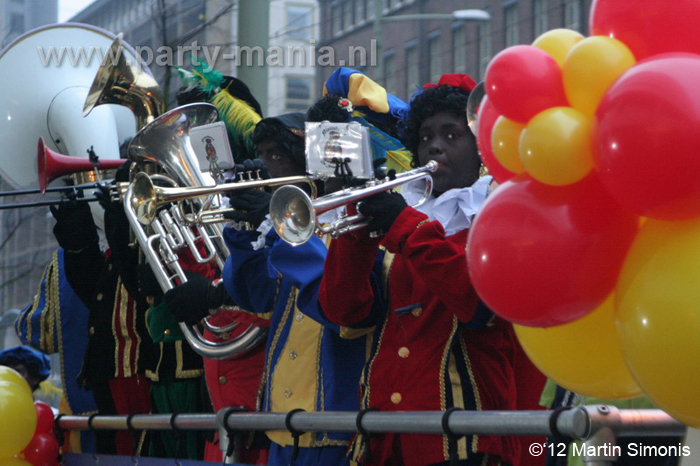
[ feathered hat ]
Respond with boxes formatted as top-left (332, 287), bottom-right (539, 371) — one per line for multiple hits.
top-left (320, 67), bottom-right (413, 174)
top-left (176, 60), bottom-right (262, 162)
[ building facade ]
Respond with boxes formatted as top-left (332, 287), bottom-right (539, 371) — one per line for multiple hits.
top-left (70, 0), bottom-right (319, 116)
top-left (317, 0), bottom-right (592, 101)
top-left (0, 0), bottom-right (57, 48)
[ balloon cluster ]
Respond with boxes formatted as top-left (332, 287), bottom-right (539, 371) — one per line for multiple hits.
top-left (467, 0), bottom-right (700, 426)
top-left (0, 367), bottom-right (59, 466)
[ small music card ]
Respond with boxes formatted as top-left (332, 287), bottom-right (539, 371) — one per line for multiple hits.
top-left (305, 122), bottom-right (373, 180)
top-left (189, 122), bottom-right (235, 172)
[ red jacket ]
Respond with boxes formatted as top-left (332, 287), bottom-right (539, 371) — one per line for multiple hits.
top-left (319, 207), bottom-right (521, 466)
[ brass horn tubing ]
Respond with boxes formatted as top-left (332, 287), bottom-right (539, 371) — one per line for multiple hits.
top-left (154, 176), bottom-right (317, 207)
top-left (158, 209), bottom-right (185, 250)
top-left (179, 223), bottom-right (217, 265)
top-left (202, 319), bottom-right (240, 334)
top-left (125, 183), bottom-right (265, 360)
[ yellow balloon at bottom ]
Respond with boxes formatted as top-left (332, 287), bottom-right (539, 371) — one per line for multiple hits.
top-left (0, 381), bottom-right (36, 459)
top-left (519, 107), bottom-right (593, 186)
top-left (617, 218), bottom-right (700, 427)
top-left (0, 459), bottom-right (32, 466)
top-left (514, 295), bottom-right (641, 399)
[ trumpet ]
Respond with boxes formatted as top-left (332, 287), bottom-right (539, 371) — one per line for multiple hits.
top-left (269, 161), bottom-right (438, 245)
top-left (129, 172), bottom-right (317, 226)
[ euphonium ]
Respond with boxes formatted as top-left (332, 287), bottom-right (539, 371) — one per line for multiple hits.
top-left (124, 103), bottom-right (267, 360)
top-left (269, 161), bottom-right (437, 245)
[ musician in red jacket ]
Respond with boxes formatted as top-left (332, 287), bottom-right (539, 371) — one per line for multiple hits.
top-left (318, 74), bottom-right (525, 466)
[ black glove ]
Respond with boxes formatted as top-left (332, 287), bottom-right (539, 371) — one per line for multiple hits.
top-left (164, 272), bottom-right (225, 325)
top-left (357, 191), bottom-right (408, 235)
top-left (50, 195), bottom-right (99, 251)
top-left (138, 263), bottom-right (164, 300)
top-left (224, 188), bottom-right (272, 229)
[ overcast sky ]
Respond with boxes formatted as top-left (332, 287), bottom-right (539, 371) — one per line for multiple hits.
top-left (58, 0), bottom-right (96, 22)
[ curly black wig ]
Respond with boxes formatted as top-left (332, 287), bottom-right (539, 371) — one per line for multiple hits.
top-left (306, 94), bottom-right (349, 124)
top-left (403, 85), bottom-right (472, 166)
top-left (252, 119), bottom-right (306, 171)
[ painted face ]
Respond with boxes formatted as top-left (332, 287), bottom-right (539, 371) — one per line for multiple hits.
top-left (256, 139), bottom-right (305, 179)
top-left (417, 111), bottom-right (481, 195)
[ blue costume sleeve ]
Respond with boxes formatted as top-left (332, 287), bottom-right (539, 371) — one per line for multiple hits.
top-left (221, 226), bottom-right (281, 315)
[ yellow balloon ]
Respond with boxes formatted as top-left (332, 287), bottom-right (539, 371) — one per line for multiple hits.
top-left (617, 218), bottom-right (700, 427)
top-left (515, 296), bottom-right (642, 399)
top-left (0, 381), bottom-right (37, 459)
top-left (0, 459), bottom-right (31, 466)
top-left (519, 107), bottom-right (593, 186)
top-left (563, 36), bottom-right (636, 117)
top-left (532, 28), bottom-right (585, 67)
top-left (0, 367), bottom-right (31, 395)
top-left (491, 116), bottom-right (526, 174)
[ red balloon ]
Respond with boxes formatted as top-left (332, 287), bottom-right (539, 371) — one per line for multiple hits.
top-left (595, 55), bottom-right (700, 220)
top-left (467, 174), bottom-right (638, 327)
top-left (22, 433), bottom-right (59, 466)
top-left (33, 402), bottom-right (54, 435)
top-left (590, 0), bottom-right (700, 61)
top-left (477, 97), bottom-right (516, 183)
top-left (485, 45), bottom-right (569, 123)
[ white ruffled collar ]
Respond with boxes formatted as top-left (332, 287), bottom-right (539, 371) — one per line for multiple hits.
top-left (402, 175), bottom-right (492, 236)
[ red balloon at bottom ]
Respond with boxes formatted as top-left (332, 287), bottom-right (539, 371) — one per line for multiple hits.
top-left (22, 433), bottom-right (59, 466)
top-left (467, 174), bottom-right (638, 327)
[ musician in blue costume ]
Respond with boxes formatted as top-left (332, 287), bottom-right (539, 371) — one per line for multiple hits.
top-left (219, 70), bottom-right (410, 466)
top-left (15, 247), bottom-right (99, 454)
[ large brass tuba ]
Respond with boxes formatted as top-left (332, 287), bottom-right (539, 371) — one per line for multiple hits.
top-left (125, 103), bottom-right (268, 360)
top-left (83, 34), bottom-right (165, 131)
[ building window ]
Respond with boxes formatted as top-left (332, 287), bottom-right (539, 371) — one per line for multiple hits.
top-left (452, 26), bottom-right (466, 74)
top-left (504, 3), bottom-right (519, 47)
top-left (9, 13), bottom-right (24, 33)
top-left (533, 0), bottom-right (548, 38)
top-left (405, 44), bottom-right (419, 99)
top-left (563, 0), bottom-right (582, 31)
top-left (331, 3), bottom-right (342, 36)
top-left (287, 5), bottom-right (313, 40)
top-left (428, 34), bottom-right (442, 84)
top-left (384, 51), bottom-right (397, 96)
top-left (355, 0), bottom-right (365, 23)
top-left (367, 0), bottom-right (375, 19)
top-left (343, 0), bottom-right (354, 30)
top-left (286, 77), bottom-right (313, 111)
top-left (478, 21), bottom-right (492, 80)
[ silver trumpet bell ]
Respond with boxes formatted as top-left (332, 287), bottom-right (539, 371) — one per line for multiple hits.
top-left (270, 161), bottom-right (438, 245)
top-left (124, 103), bottom-right (267, 360)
